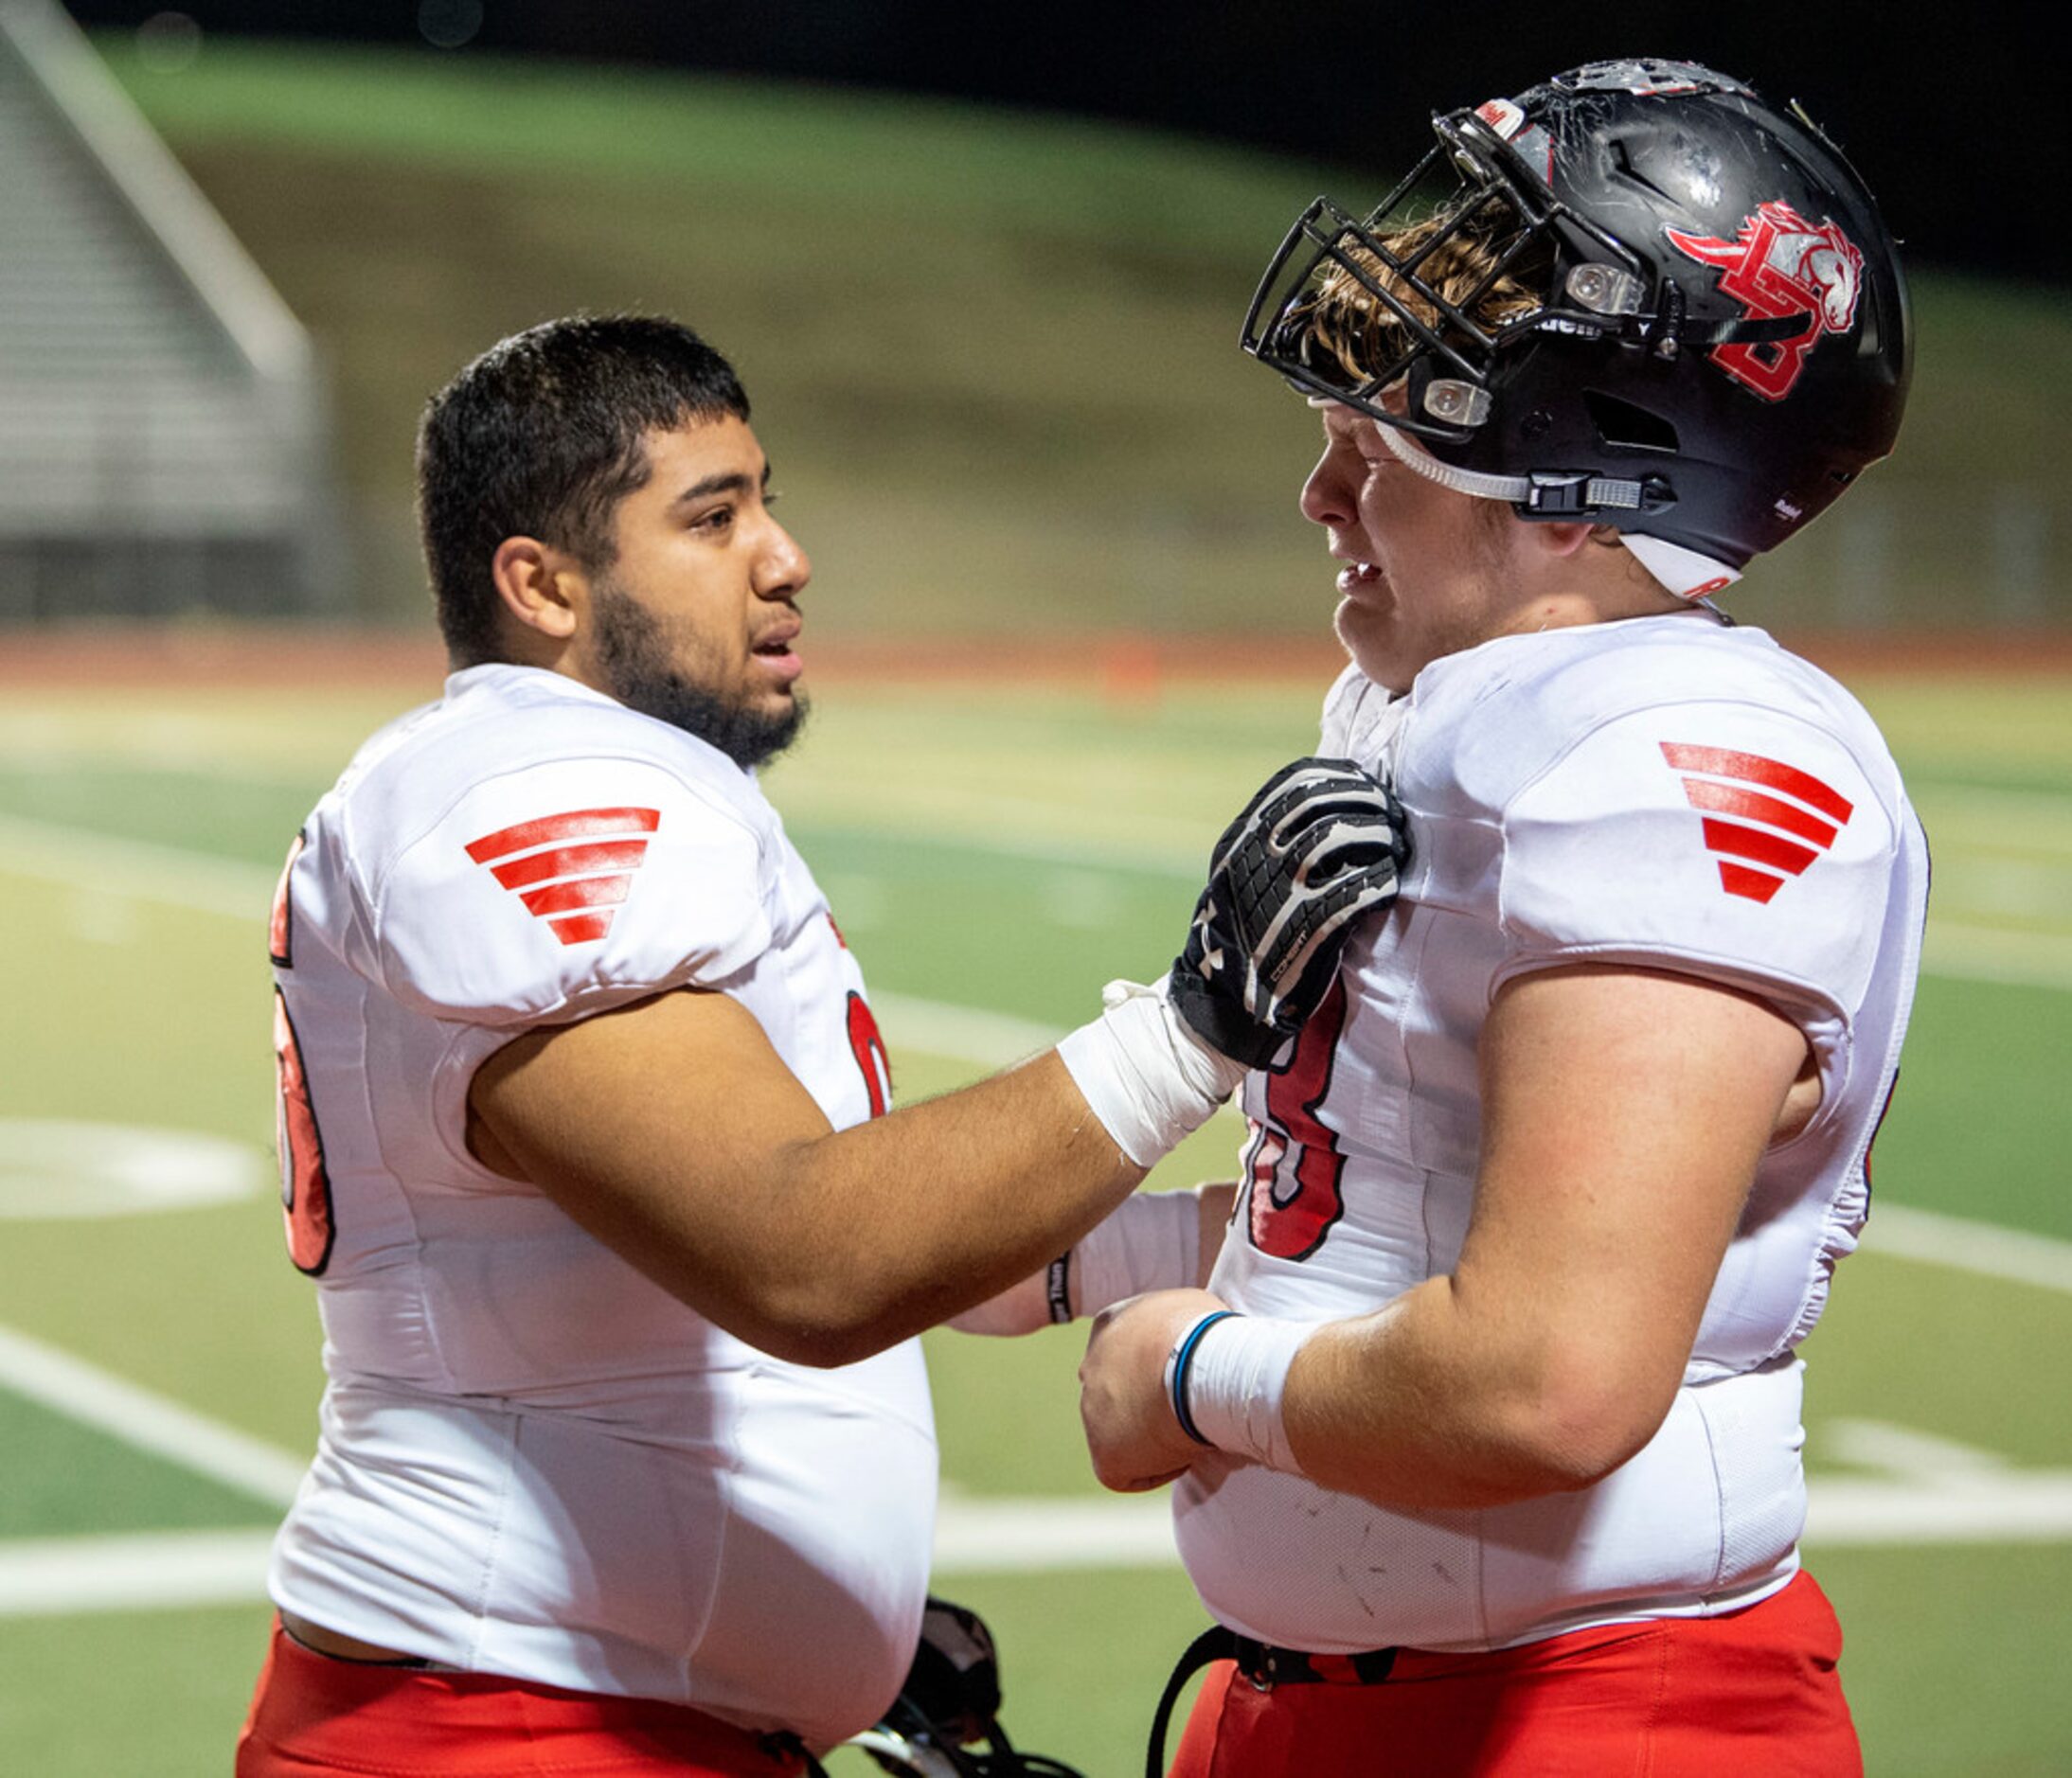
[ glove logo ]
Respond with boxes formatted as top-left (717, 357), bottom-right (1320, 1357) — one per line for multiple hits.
top-left (1660, 742), bottom-right (1853, 904)
top-left (1666, 201), bottom-right (1865, 400)
top-left (465, 806), bottom-right (661, 945)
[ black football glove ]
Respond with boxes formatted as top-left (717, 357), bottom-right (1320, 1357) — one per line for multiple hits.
top-left (1169, 757), bottom-right (1410, 1068)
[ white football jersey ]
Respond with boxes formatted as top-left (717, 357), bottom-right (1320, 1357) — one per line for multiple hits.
top-left (1179, 614), bottom-right (1926, 1654)
top-left (266, 664), bottom-right (934, 1750)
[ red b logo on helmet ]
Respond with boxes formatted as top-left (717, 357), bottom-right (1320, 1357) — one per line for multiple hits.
top-left (1667, 201), bottom-right (1865, 400)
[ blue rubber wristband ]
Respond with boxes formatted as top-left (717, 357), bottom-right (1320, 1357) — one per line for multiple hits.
top-left (1169, 1310), bottom-right (1240, 1446)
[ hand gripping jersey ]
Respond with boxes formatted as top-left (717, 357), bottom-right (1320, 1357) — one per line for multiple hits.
top-left (1177, 614), bottom-right (1926, 1654)
top-left (266, 665), bottom-right (934, 1751)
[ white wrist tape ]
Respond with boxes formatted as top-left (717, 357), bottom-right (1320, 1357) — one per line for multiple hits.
top-left (1056, 979), bottom-right (1249, 1169)
top-left (1056, 1186), bottom-right (1204, 1323)
top-left (1166, 1310), bottom-right (1312, 1474)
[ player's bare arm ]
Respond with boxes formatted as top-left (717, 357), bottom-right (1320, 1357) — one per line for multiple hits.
top-left (1080, 963), bottom-right (1812, 1502)
top-left (471, 759), bottom-right (1407, 1369)
top-left (471, 994), bottom-right (1141, 1366)
top-left (946, 1179), bottom-right (1240, 1338)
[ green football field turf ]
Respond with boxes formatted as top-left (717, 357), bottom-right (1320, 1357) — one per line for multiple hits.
top-left (0, 664), bottom-right (2068, 1775)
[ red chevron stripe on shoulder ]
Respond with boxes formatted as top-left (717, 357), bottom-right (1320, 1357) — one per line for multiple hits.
top-left (1659, 742), bottom-right (1852, 904)
top-left (464, 806), bottom-right (661, 946)
top-left (1658, 743), bottom-right (1853, 825)
top-left (465, 806), bottom-right (662, 863)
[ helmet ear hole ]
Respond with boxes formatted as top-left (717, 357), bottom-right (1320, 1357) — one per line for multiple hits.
top-left (1584, 391), bottom-right (1679, 453)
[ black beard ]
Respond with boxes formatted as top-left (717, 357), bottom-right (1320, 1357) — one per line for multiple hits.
top-left (588, 580), bottom-right (807, 771)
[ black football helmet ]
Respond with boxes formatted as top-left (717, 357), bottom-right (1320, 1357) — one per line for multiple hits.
top-left (1242, 57), bottom-right (1911, 585)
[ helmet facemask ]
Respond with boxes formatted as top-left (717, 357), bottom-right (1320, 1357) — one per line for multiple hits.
top-left (1242, 113), bottom-right (1645, 448)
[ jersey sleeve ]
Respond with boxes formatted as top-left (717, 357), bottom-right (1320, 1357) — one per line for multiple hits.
top-left (1493, 702), bottom-right (1898, 1018)
top-left (1317, 663), bottom-right (1370, 756)
top-left (368, 756), bottom-right (773, 1027)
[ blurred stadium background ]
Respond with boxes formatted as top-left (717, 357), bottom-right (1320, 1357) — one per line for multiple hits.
top-left (1, 3), bottom-right (2067, 1772)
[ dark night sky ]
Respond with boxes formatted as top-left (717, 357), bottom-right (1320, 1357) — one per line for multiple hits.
top-left (63, 0), bottom-right (2065, 285)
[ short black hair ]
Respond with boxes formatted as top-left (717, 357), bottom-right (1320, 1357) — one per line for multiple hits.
top-left (417, 315), bottom-right (751, 666)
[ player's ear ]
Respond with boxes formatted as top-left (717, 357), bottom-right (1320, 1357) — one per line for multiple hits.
top-left (491, 537), bottom-right (584, 645)
top-left (1521, 519), bottom-right (1598, 560)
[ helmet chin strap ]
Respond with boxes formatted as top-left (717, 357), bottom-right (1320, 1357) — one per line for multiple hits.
top-left (1360, 408), bottom-right (1742, 601)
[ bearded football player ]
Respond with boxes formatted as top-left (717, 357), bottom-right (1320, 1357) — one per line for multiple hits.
top-left (241, 315), bottom-right (1411, 1776)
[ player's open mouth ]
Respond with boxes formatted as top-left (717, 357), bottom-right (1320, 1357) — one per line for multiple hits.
top-left (752, 626), bottom-right (804, 681)
top-left (1337, 561), bottom-right (1384, 596)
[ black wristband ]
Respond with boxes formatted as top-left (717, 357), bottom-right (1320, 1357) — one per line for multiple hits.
top-left (1045, 1253), bottom-right (1073, 1325)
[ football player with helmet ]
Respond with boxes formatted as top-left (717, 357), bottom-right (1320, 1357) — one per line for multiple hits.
top-left (1067, 58), bottom-right (1920, 1774)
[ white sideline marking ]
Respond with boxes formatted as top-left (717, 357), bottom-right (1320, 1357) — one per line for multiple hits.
top-left (0, 1120), bottom-right (264, 1219)
top-left (0, 813), bottom-right (272, 922)
top-left (0, 1325), bottom-right (306, 1508)
top-left (1822, 1417), bottom-right (2014, 1479)
top-left (1860, 1203), bottom-right (2072, 1295)
top-left (10, 1457), bottom-right (2072, 1617)
top-left (1804, 1475), bottom-right (2072, 1545)
top-left (0, 1503), bottom-right (1147, 1619)
top-left (932, 1492), bottom-right (1176, 1573)
top-left (1804, 1419), bottom-right (2072, 1547)
top-left (0, 1530), bottom-right (276, 1616)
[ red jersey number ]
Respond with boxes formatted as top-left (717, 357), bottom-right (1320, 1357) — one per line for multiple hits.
top-left (272, 988), bottom-right (335, 1275)
top-left (1245, 972), bottom-right (1351, 1262)
top-left (271, 832), bottom-right (335, 1275)
top-left (847, 991), bottom-right (892, 1119)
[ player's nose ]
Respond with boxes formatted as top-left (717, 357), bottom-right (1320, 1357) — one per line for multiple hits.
top-left (755, 519), bottom-right (811, 599)
top-left (1300, 447), bottom-right (1352, 527)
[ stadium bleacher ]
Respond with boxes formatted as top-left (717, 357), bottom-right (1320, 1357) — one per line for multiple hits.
top-left (0, 0), bottom-right (339, 621)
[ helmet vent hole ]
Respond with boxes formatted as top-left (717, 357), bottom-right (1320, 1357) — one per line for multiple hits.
top-left (1608, 137), bottom-right (1676, 204)
top-left (1584, 391), bottom-right (1679, 454)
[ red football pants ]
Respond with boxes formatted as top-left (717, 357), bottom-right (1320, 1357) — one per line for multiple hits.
top-left (1170, 1571), bottom-right (1861, 1777)
top-left (236, 1621), bottom-right (808, 1776)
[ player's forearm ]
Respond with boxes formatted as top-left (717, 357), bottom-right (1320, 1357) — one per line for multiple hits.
top-left (1279, 1279), bottom-right (1669, 1508)
top-left (743, 1052), bottom-right (1148, 1363)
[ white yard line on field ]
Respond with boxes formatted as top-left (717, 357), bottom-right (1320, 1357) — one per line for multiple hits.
top-left (1805, 1419), bottom-right (2072, 1546)
top-left (0, 1325), bottom-right (306, 1507)
top-left (0, 813), bottom-right (271, 922)
top-left (1860, 1203), bottom-right (2072, 1294)
top-left (8, 1460), bottom-right (2072, 1618)
top-left (0, 1529), bottom-right (277, 1616)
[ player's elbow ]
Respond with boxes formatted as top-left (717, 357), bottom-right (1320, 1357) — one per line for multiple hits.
top-left (1494, 1359), bottom-right (1674, 1494)
top-left (725, 1273), bottom-right (910, 1370)
top-left (750, 1322), bottom-right (884, 1369)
